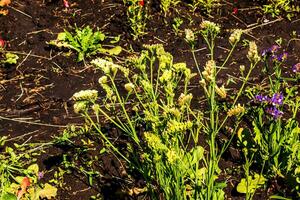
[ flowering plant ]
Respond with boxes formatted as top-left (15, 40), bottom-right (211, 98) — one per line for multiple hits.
top-left (124, 0), bottom-right (147, 40)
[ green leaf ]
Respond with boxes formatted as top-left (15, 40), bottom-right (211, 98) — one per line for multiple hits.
top-left (110, 35), bottom-right (120, 44)
top-left (1, 193), bottom-right (17, 200)
top-left (107, 46), bottom-right (122, 55)
top-left (1, 53), bottom-right (19, 65)
top-left (27, 164), bottom-right (39, 176)
top-left (191, 146), bottom-right (204, 165)
top-left (269, 195), bottom-right (292, 200)
top-left (237, 173), bottom-right (266, 194)
top-left (100, 46), bottom-right (122, 55)
top-left (57, 32), bottom-right (66, 41)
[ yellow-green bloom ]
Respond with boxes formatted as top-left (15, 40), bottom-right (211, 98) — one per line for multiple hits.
top-left (124, 83), bottom-right (135, 93)
top-left (215, 85), bottom-right (227, 99)
top-left (72, 89), bottom-right (98, 102)
top-left (73, 101), bottom-right (88, 114)
top-left (98, 76), bottom-right (108, 84)
top-left (166, 149), bottom-right (179, 164)
top-left (247, 41), bottom-right (260, 63)
top-left (229, 29), bottom-right (243, 45)
top-left (227, 104), bottom-right (245, 117)
top-left (200, 20), bottom-right (220, 34)
top-left (178, 93), bottom-right (193, 106)
top-left (202, 60), bottom-right (216, 82)
top-left (185, 29), bottom-right (195, 43)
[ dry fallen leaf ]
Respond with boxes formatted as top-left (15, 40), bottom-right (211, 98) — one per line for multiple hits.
top-left (17, 177), bottom-right (31, 199)
top-left (38, 183), bottom-right (57, 199)
top-left (0, 0), bottom-right (11, 7)
top-left (0, 9), bottom-right (8, 15)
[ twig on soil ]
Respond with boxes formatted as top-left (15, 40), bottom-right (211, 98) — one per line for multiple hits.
top-left (5, 130), bottom-right (41, 142)
top-left (217, 46), bottom-right (230, 52)
top-left (230, 13), bottom-right (248, 27)
top-left (21, 136), bottom-right (33, 146)
top-left (8, 5), bottom-right (32, 19)
top-left (16, 50), bottom-right (31, 70)
top-left (287, 38), bottom-right (300, 49)
top-left (27, 29), bottom-right (53, 35)
top-left (245, 18), bottom-right (283, 31)
top-left (153, 36), bottom-right (167, 44)
top-left (15, 82), bottom-right (24, 102)
top-left (0, 49), bottom-right (51, 60)
top-left (0, 115), bottom-right (68, 128)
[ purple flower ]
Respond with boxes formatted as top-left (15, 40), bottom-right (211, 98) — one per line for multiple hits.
top-left (255, 94), bottom-right (268, 102)
top-left (270, 93), bottom-right (284, 105)
top-left (38, 171), bottom-right (44, 180)
top-left (266, 106), bottom-right (283, 119)
top-left (262, 45), bottom-right (280, 57)
top-left (292, 63), bottom-right (300, 73)
top-left (274, 52), bottom-right (288, 62)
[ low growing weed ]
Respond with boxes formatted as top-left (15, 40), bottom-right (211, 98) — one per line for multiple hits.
top-left (263, 0), bottom-right (300, 20)
top-left (49, 26), bottom-right (121, 62)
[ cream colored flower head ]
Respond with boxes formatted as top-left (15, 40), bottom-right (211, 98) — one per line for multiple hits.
top-left (200, 20), bottom-right (220, 34)
top-left (229, 29), bottom-right (243, 45)
top-left (185, 29), bottom-right (195, 43)
top-left (247, 41), bottom-right (260, 63)
top-left (72, 89), bottom-right (98, 102)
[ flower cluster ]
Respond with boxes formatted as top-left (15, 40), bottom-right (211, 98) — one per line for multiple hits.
top-left (72, 89), bottom-right (98, 113)
top-left (215, 85), bottom-right (227, 99)
top-left (255, 93), bottom-right (284, 106)
top-left (124, 82), bottom-right (135, 93)
top-left (227, 104), bottom-right (245, 117)
top-left (229, 29), bottom-right (243, 45)
top-left (261, 45), bottom-right (288, 62)
top-left (255, 93), bottom-right (284, 119)
top-left (202, 60), bottom-right (216, 82)
top-left (292, 63), bottom-right (300, 73)
top-left (266, 107), bottom-right (283, 119)
top-left (178, 93), bottom-right (193, 107)
top-left (91, 58), bottom-right (129, 77)
top-left (72, 89), bottom-right (98, 102)
top-left (247, 41), bottom-right (260, 63)
top-left (200, 20), bottom-right (221, 35)
top-left (185, 29), bottom-right (195, 44)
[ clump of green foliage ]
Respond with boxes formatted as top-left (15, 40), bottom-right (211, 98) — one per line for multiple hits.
top-left (124, 0), bottom-right (147, 40)
top-left (190, 0), bottom-right (220, 13)
top-left (263, 0), bottom-right (300, 20)
top-left (49, 26), bottom-right (121, 62)
top-left (0, 53), bottom-right (18, 66)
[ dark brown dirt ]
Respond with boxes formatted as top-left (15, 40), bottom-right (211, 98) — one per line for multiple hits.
top-left (0, 0), bottom-right (299, 199)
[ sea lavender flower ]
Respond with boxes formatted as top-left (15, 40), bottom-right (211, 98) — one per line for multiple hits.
top-left (255, 94), bottom-right (268, 102)
top-left (261, 45), bottom-right (280, 57)
top-left (273, 52), bottom-right (288, 62)
top-left (266, 106), bottom-right (283, 119)
top-left (270, 93), bottom-right (284, 105)
top-left (38, 171), bottom-right (44, 180)
top-left (292, 63), bottom-right (300, 73)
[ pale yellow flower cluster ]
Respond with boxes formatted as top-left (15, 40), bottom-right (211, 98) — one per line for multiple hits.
top-left (91, 58), bottom-right (129, 77)
top-left (215, 85), bottom-right (227, 99)
top-left (200, 20), bottom-right (221, 34)
top-left (72, 89), bottom-right (98, 101)
top-left (227, 104), bottom-right (245, 117)
top-left (185, 29), bottom-right (195, 43)
top-left (178, 93), bottom-right (193, 106)
top-left (124, 82), bottom-right (135, 93)
top-left (229, 29), bottom-right (243, 45)
top-left (247, 41), bottom-right (260, 63)
top-left (202, 60), bottom-right (216, 82)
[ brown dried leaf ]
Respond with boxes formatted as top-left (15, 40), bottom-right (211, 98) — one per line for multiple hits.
top-left (0, 9), bottom-right (8, 15)
top-left (0, 0), bottom-right (11, 7)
